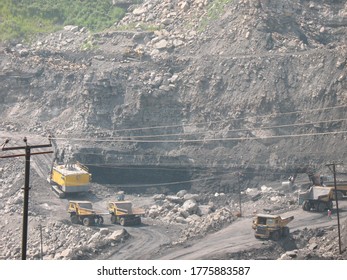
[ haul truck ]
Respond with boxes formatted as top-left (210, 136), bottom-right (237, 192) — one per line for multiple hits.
top-left (252, 214), bottom-right (294, 240)
top-left (324, 181), bottom-right (347, 200)
top-left (68, 200), bottom-right (104, 226)
top-left (108, 201), bottom-right (145, 226)
top-left (48, 162), bottom-right (91, 198)
top-left (299, 186), bottom-right (334, 212)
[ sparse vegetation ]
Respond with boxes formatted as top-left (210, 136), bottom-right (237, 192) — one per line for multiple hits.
top-left (198, 0), bottom-right (233, 32)
top-left (81, 37), bottom-right (99, 52)
top-left (0, 0), bottom-right (128, 42)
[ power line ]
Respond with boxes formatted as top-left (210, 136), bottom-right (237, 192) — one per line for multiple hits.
top-left (1, 105), bottom-right (345, 142)
top-left (51, 130), bottom-right (347, 143)
top-left (64, 118), bottom-right (347, 140)
top-left (85, 159), bottom-right (347, 171)
top-left (106, 173), bottom-right (237, 188)
top-left (87, 104), bottom-right (347, 134)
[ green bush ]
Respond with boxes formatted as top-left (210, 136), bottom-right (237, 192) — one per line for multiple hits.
top-left (0, 0), bottom-right (130, 42)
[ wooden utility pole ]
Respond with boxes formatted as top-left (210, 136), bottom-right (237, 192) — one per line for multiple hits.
top-left (1, 137), bottom-right (52, 260)
top-left (326, 162), bottom-right (343, 254)
top-left (237, 172), bottom-right (243, 217)
top-left (38, 224), bottom-right (43, 260)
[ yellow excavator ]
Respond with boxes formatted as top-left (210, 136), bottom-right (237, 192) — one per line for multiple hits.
top-left (48, 162), bottom-right (91, 198)
top-left (48, 136), bottom-right (91, 198)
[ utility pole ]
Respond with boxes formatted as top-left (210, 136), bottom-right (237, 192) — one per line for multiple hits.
top-left (237, 172), bottom-right (242, 217)
top-left (326, 162), bottom-right (343, 254)
top-left (38, 224), bottom-right (43, 260)
top-left (1, 137), bottom-right (52, 260)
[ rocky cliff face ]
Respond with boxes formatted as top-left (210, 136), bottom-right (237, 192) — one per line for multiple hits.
top-left (1, 0), bottom-right (346, 191)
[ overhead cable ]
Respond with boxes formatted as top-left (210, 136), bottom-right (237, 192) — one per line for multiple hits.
top-left (78, 118), bottom-right (347, 140)
top-left (51, 130), bottom-right (347, 143)
top-left (91, 104), bottom-right (347, 133)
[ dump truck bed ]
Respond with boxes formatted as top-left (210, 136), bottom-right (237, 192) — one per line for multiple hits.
top-left (299, 186), bottom-right (332, 202)
top-left (280, 216), bottom-right (294, 226)
top-left (110, 201), bottom-right (145, 215)
top-left (129, 207), bottom-right (146, 215)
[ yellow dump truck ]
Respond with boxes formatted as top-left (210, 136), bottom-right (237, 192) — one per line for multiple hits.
top-left (299, 186), bottom-right (334, 212)
top-left (252, 214), bottom-right (294, 240)
top-left (324, 181), bottom-right (347, 200)
top-left (48, 162), bottom-right (91, 198)
top-left (108, 201), bottom-right (145, 226)
top-left (68, 200), bottom-right (104, 226)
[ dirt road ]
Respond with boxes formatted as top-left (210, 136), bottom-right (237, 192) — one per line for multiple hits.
top-left (153, 203), bottom-right (347, 259)
top-left (109, 219), bottom-right (176, 260)
top-left (98, 201), bottom-right (347, 260)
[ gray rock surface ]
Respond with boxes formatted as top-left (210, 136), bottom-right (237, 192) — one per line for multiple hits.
top-left (0, 0), bottom-right (347, 260)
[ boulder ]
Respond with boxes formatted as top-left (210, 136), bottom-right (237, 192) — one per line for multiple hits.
top-left (175, 216), bottom-right (187, 224)
top-left (197, 205), bottom-right (213, 216)
top-left (176, 190), bottom-right (188, 198)
top-left (166, 196), bottom-right (183, 204)
top-left (99, 228), bottom-right (110, 236)
top-left (179, 209), bottom-right (190, 218)
top-left (153, 194), bottom-right (166, 201)
top-left (107, 229), bottom-right (128, 241)
top-left (64, 25), bottom-right (79, 32)
top-left (133, 7), bottom-right (147, 16)
top-left (154, 39), bottom-right (168, 50)
top-left (183, 193), bottom-right (201, 201)
top-left (148, 207), bottom-right (160, 218)
top-left (182, 199), bottom-right (198, 214)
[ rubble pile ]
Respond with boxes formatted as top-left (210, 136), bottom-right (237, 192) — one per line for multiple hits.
top-left (280, 225), bottom-right (347, 260)
top-left (146, 186), bottom-right (299, 243)
top-left (117, 0), bottom-right (347, 58)
top-left (176, 207), bottom-right (235, 243)
top-left (146, 191), bottom-right (237, 241)
top-left (148, 191), bottom-right (216, 224)
top-left (241, 185), bottom-right (299, 215)
top-left (5, 219), bottom-right (128, 260)
top-left (0, 160), bottom-right (130, 260)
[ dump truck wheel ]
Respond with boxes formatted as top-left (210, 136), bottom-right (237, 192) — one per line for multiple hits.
top-left (282, 227), bottom-right (290, 237)
top-left (120, 218), bottom-right (126, 226)
top-left (328, 201), bottom-right (333, 210)
top-left (271, 231), bottom-right (280, 241)
top-left (83, 217), bottom-right (91, 226)
top-left (97, 216), bottom-right (104, 225)
top-left (302, 201), bottom-right (311, 211)
top-left (111, 215), bottom-right (116, 224)
top-left (70, 214), bottom-right (79, 224)
top-left (333, 191), bottom-right (343, 200)
top-left (317, 202), bottom-right (326, 212)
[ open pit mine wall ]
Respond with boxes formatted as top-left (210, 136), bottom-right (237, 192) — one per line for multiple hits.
top-left (1, 0), bottom-right (347, 192)
top-left (1, 46), bottom-right (346, 192)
